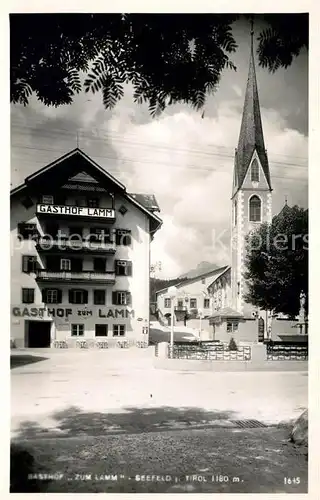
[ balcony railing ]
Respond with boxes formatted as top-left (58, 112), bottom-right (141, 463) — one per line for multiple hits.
top-left (36, 203), bottom-right (115, 221)
top-left (174, 306), bottom-right (188, 312)
top-left (36, 237), bottom-right (116, 254)
top-left (36, 269), bottom-right (116, 283)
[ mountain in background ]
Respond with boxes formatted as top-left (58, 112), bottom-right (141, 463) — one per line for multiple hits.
top-left (178, 261), bottom-right (218, 280)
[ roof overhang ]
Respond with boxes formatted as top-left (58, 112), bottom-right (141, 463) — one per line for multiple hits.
top-left (10, 148), bottom-right (162, 235)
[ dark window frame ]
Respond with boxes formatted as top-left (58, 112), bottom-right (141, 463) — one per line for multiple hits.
top-left (249, 195), bottom-right (262, 222)
top-left (22, 255), bottom-right (38, 273)
top-left (115, 260), bottom-right (132, 276)
top-left (115, 229), bottom-right (132, 246)
top-left (251, 159), bottom-right (260, 182)
top-left (93, 289), bottom-right (106, 305)
top-left (112, 291), bottom-right (131, 306)
top-left (164, 298), bottom-right (171, 308)
top-left (113, 324), bottom-right (125, 337)
top-left (87, 198), bottom-right (99, 208)
top-left (69, 289), bottom-right (88, 304)
top-left (95, 324), bottom-right (108, 337)
top-left (190, 298), bottom-right (197, 309)
top-left (71, 324), bottom-right (85, 336)
top-left (22, 288), bottom-right (35, 304)
top-left (18, 223), bottom-right (38, 240)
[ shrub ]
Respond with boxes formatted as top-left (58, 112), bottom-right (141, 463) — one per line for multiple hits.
top-left (228, 337), bottom-right (238, 351)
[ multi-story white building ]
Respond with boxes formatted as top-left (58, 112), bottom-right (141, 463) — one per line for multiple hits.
top-left (156, 265), bottom-right (230, 331)
top-left (10, 148), bottom-right (162, 348)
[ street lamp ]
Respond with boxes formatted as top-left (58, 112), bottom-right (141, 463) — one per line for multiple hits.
top-left (198, 308), bottom-right (204, 341)
top-left (168, 286), bottom-right (178, 356)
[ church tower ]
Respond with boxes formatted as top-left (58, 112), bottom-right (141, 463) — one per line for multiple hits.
top-left (231, 24), bottom-right (272, 316)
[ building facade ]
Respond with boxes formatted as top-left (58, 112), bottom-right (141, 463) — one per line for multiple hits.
top-left (156, 266), bottom-right (230, 331)
top-left (10, 149), bottom-right (162, 348)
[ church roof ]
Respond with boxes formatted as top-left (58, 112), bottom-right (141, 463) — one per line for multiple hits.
top-left (233, 37), bottom-right (272, 195)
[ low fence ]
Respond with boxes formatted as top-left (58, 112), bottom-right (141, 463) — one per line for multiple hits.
top-left (265, 340), bottom-right (308, 361)
top-left (168, 342), bottom-right (252, 361)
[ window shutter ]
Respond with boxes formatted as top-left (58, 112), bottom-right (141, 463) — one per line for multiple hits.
top-left (83, 290), bottom-right (89, 304)
top-left (112, 291), bottom-right (118, 305)
top-left (126, 262), bottom-right (132, 276)
top-left (126, 292), bottom-right (132, 306)
top-left (41, 289), bottom-right (47, 303)
top-left (57, 289), bottom-right (63, 304)
top-left (22, 256), bottom-right (29, 273)
top-left (69, 290), bottom-right (74, 304)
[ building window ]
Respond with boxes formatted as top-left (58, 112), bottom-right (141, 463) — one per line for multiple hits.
top-left (95, 324), bottom-right (108, 336)
top-left (91, 228), bottom-right (111, 243)
top-left (41, 195), bottom-right (54, 204)
top-left (43, 289), bottom-right (62, 304)
top-left (113, 324), bottom-right (125, 337)
top-left (251, 159), bottom-right (259, 182)
top-left (249, 195), bottom-right (261, 222)
top-left (71, 324), bottom-right (84, 336)
top-left (45, 222), bottom-right (59, 239)
top-left (69, 226), bottom-right (83, 240)
top-left (18, 223), bottom-right (38, 240)
top-left (201, 278), bottom-right (206, 284)
top-left (234, 200), bottom-right (237, 226)
top-left (22, 288), bottom-right (34, 304)
top-left (115, 260), bottom-right (132, 276)
top-left (177, 299), bottom-right (183, 308)
top-left (69, 289), bottom-right (88, 304)
top-left (22, 255), bottom-right (38, 273)
top-left (190, 298), bottom-right (197, 309)
top-left (164, 298), bottom-right (171, 308)
top-left (226, 320), bottom-right (239, 333)
top-left (204, 298), bottom-right (210, 308)
top-left (94, 290), bottom-right (106, 305)
top-left (93, 258), bottom-right (106, 272)
top-left (60, 258), bottom-right (71, 271)
top-left (115, 229), bottom-right (131, 246)
top-left (112, 291), bottom-right (131, 306)
top-left (87, 198), bottom-right (99, 208)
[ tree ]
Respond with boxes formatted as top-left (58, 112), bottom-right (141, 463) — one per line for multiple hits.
top-left (228, 337), bottom-right (238, 351)
top-left (243, 205), bottom-right (308, 318)
top-left (10, 13), bottom-right (308, 116)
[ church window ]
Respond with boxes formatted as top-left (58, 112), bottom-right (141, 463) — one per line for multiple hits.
top-left (251, 159), bottom-right (259, 182)
top-left (249, 195), bottom-right (261, 222)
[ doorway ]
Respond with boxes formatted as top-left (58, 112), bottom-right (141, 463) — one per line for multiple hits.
top-left (26, 321), bottom-right (51, 348)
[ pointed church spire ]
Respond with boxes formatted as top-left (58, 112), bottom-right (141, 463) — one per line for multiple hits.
top-left (233, 18), bottom-right (272, 194)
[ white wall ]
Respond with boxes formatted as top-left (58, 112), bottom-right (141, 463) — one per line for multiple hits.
top-left (10, 187), bottom-right (153, 347)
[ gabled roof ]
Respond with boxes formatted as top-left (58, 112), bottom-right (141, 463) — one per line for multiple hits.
top-left (207, 265), bottom-right (231, 289)
top-left (130, 193), bottom-right (160, 213)
top-left (10, 148), bottom-right (162, 233)
top-left (155, 265), bottom-right (229, 295)
top-left (210, 307), bottom-right (244, 320)
top-left (232, 39), bottom-right (271, 197)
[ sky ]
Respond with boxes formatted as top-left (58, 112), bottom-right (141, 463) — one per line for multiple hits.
top-left (10, 15), bottom-right (308, 279)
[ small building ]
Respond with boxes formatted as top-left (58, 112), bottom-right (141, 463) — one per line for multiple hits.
top-left (10, 148), bottom-right (162, 348)
top-left (156, 265), bottom-right (231, 333)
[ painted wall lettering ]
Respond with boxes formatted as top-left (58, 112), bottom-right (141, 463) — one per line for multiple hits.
top-left (36, 204), bottom-right (115, 219)
top-left (12, 307), bottom-right (134, 319)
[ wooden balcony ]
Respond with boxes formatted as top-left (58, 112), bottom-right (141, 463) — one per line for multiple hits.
top-left (36, 269), bottom-right (116, 284)
top-left (36, 237), bottom-right (116, 254)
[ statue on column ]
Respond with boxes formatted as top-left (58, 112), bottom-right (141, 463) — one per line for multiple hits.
top-left (299, 290), bottom-right (306, 320)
